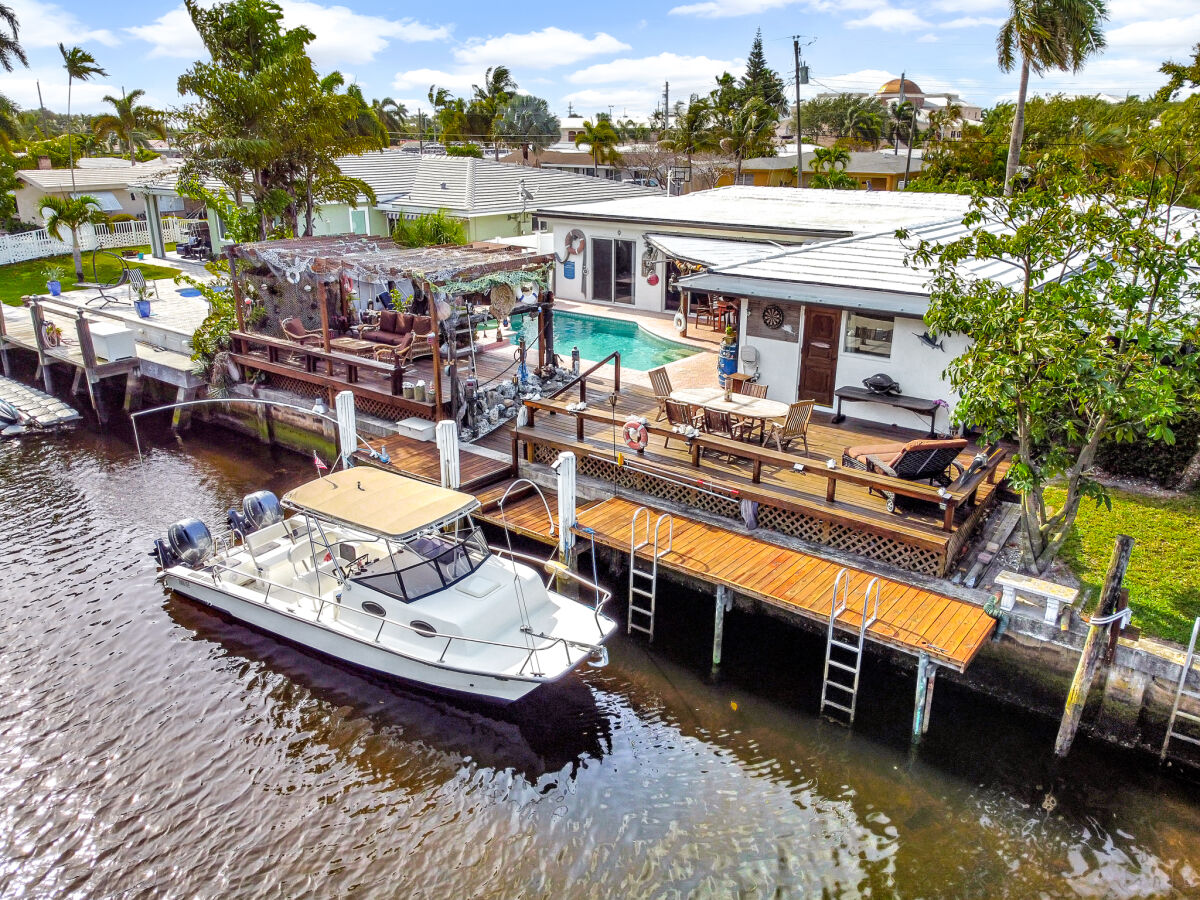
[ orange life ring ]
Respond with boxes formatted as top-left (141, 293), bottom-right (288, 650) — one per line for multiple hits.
top-left (623, 418), bottom-right (648, 451)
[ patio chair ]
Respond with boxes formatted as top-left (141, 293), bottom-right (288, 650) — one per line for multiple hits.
top-left (663, 399), bottom-right (702, 449)
top-left (281, 317), bottom-right (323, 347)
top-left (648, 366), bottom-right (673, 421)
top-left (763, 400), bottom-right (815, 455)
top-left (127, 268), bottom-right (157, 303)
top-left (738, 382), bottom-right (768, 399)
top-left (701, 407), bottom-right (748, 460)
top-left (693, 296), bottom-right (716, 329)
top-left (841, 437), bottom-right (968, 513)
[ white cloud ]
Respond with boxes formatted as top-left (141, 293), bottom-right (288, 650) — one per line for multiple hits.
top-left (8, 0), bottom-right (117, 48)
top-left (917, 33), bottom-right (939, 43)
top-left (453, 28), bottom-right (629, 69)
top-left (3, 67), bottom-right (113, 112)
top-left (1108, 0), bottom-right (1190, 23)
top-left (1106, 16), bottom-right (1200, 55)
top-left (127, 1), bottom-right (449, 67)
top-left (942, 16), bottom-right (1004, 27)
top-left (392, 68), bottom-right (478, 95)
top-left (929, 0), bottom-right (1003, 12)
top-left (669, 0), bottom-right (798, 17)
top-left (847, 8), bottom-right (931, 30)
top-left (568, 52), bottom-right (744, 90)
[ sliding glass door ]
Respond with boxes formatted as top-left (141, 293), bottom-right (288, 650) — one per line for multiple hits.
top-left (592, 238), bottom-right (635, 304)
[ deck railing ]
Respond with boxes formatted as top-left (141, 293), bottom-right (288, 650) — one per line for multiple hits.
top-left (229, 330), bottom-right (414, 400)
top-left (547, 351), bottom-right (621, 441)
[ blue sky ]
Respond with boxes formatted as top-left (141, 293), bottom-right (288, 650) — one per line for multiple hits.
top-left (2, 0), bottom-right (1196, 121)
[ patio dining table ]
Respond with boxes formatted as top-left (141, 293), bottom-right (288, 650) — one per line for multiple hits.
top-left (670, 387), bottom-right (789, 443)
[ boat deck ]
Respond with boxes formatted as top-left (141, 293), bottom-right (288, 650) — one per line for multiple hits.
top-left (476, 485), bottom-right (995, 673)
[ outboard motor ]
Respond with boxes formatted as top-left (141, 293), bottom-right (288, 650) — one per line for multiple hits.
top-left (154, 518), bottom-right (213, 569)
top-left (227, 490), bottom-right (283, 538)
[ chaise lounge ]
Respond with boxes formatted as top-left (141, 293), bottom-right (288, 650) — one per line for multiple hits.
top-left (842, 437), bottom-right (969, 512)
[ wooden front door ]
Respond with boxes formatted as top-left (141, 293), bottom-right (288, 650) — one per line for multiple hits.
top-left (798, 307), bottom-right (840, 406)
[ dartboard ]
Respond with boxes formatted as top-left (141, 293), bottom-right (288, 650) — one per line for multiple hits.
top-left (762, 304), bottom-right (784, 329)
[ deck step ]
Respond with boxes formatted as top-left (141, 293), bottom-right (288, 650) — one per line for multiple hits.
top-left (830, 639), bottom-right (861, 654)
top-left (822, 700), bottom-right (854, 714)
top-left (828, 660), bottom-right (858, 674)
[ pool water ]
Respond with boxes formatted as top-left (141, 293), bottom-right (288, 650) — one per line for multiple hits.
top-left (509, 310), bottom-right (697, 371)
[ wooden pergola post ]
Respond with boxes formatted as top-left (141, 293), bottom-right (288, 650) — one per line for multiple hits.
top-left (424, 279), bottom-right (444, 415)
top-left (227, 246), bottom-right (246, 333)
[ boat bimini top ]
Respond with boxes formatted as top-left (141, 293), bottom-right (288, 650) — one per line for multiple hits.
top-left (281, 468), bottom-right (481, 541)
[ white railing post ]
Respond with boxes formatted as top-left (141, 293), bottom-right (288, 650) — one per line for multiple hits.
top-left (435, 420), bottom-right (460, 489)
top-left (556, 451), bottom-right (577, 560)
top-left (335, 390), bottom-right (357, 468)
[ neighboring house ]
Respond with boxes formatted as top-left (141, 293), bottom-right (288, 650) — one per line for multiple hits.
top-left (137, 151), bottom-right (659, 252)
top-left (499, 148), bottom-right (621, 181)
top-left (715, 151), bottom-right (925, 191)
top-left (15, 159), bottom-right (177, 225)
top-left (538, 185), bottom-right (971, 320)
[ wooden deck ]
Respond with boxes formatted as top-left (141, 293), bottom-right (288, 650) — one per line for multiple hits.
top-left (475, 486), bottom-right (995, 672)
top-left (497, 383), bottom-right (1007, 577)
top-left (354, 432), bottom-right (513, 492)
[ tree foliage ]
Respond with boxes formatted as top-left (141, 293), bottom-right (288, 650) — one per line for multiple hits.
top-left (40, 194), bottom-right (106, 279)
top-left (494, 94), bottom-right (559, 164)
top-left (175, 0), bottom-right (385, 239)
top-left (92, 89), bottom-right (166, 165)
top-left (901, 155), bottom-right (1200, 572)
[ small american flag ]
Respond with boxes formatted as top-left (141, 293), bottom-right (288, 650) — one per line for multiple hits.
top-left (313, 451), bottom-right (328, 474)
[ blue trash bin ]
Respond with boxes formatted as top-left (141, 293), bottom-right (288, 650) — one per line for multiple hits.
top-left (717, 342), bottom-right (738, 387)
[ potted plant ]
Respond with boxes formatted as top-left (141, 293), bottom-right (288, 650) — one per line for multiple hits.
top-left (722, 324), bottom-right (736, 345)
top-left (133, 285), bottom-right (152, 318)
top-left (43, 321), bottom-right (63, 347)
top-left (43, 265), bottom-right (65, 297)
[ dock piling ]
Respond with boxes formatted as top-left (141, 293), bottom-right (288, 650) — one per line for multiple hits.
top-left (435, 420), bottom-right (460, 489)
top-left (713, 584), bottom-right (732, 670)
top-left (1054, 534), bottom-right (1135, 758)
top-left (912, 651), bottom-right (934, 743)
top-left (555, 452), bottom-right (577, 564)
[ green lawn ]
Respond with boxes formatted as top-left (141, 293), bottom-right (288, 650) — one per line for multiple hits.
top-left (1047, 485), bottom-right (1200, 645)
top-left (1, 248), bottom-right (180, 306)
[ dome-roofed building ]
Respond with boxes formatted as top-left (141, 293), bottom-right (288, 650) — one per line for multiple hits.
top-left (877, 78), bottom-right (925, 104)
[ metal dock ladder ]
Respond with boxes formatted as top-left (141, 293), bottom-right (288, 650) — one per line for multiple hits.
top-left (820, 571), bottom-right (881, 726)
top-left (1161, 617), bottom-right (1200, 761)
top-left (627, 506), bottom-right (673, 641)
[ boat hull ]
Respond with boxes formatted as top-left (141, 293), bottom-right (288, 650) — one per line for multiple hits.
top-left (164, 572), bottom-right (557, 703)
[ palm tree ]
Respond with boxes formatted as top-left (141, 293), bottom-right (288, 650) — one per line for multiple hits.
top-left (719, 99), bottom-right (777, 182)
top-left (997, 0), bottom-right (1108, 195)
top-left (0, 93), bottom-right (19, 148)
top-left (0, 3), bottom-right (28, 72)
top-left (372, 97), bottom-right (408, 143)
top-left (494, 94), bottom-right (559, 164)
top-left (59, 44), bottom-right (107, 193)
top-left (574, 119), bottom-right (621, 173)
top-left (659, 96), bottom-right (713, 168)
top-left (40, 194), bottom-right (106, 280)
top-left (471, 66), bottom-right (518, 159)
top-left (92, 89), bottom-right (166, 165)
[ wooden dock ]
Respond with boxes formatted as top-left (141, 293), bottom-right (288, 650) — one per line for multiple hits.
top-left (476, 484), bottom-right (995, 673)
top-left (354, 432), bottom-right (513, 492)
top-left (0, 375), bottom-right (81, 428)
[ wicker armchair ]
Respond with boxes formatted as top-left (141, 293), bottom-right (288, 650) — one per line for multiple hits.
top-left (280, 317), bottom-right (322, 347)
top-left (841, 437), bottom-right (969, 513)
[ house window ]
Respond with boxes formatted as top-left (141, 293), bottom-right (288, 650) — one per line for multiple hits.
top-left (844, 312), bottom-right (894, 357)
top-left (734, 174), bottom-right (754, 185)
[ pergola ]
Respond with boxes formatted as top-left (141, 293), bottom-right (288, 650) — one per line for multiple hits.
top-left (227, 236), bottom-right (554, 413)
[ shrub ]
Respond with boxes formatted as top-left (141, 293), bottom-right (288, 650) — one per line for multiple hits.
top-left (1096, 411), bottom-right (1200, 487)
top-left (445, 143), bottom-right (483, 158)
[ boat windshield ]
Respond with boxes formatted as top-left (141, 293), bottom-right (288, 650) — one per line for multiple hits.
top-left (353, 527), bottom-right (492, 604)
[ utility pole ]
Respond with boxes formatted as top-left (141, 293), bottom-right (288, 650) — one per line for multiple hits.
top-left (791, 37), bottom-right (811, 188)
top-left (902, 102), bottom-right (918, 189)
top-left (663, 81), bottom-right (670, 131)
top-left (893, 70), bottom-right (906, 155)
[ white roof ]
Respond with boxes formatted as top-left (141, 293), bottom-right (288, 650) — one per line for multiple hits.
top-left (538, 185), bottom-right (973, 239)
top-left (140, 153), bottom-right (657, 218)
top-left (18, 159), bottom-right (174, 191)
top-left (645, 233), bottom-right (783, 268)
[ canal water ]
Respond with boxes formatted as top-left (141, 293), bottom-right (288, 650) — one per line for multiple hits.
top-left (2, 422), bottom-right (1200, 898)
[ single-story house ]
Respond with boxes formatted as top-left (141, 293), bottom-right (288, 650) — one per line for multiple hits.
top-left (15, 159), bottom-right (178, 225)
top-left (537, 186), bottom-right (971, 315)
top-left (716, 152), bottom-right (925, 192)
top-left (138, 152), bottom-right (658, 253)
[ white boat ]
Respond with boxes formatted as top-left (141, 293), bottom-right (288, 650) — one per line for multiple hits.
top-left (154, 467), bottom-right (616, 703)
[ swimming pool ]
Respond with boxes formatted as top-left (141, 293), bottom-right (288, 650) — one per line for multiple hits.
top-left (508, 310), bottom-right (697, 371)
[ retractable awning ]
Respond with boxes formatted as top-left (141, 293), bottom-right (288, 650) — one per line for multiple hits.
top-left (644, 233), bottom-right (783, 269)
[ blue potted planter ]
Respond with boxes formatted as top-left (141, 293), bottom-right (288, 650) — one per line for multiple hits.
top-left (46, 280), bottom-right (61, 296)
top-left (134, 299), bottom-right (151, 318)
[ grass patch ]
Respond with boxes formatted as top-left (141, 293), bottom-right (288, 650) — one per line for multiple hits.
top-left (0, 248), bottom-right (179, 306)
top-left (1047, 485), bottom-right (1200, 645)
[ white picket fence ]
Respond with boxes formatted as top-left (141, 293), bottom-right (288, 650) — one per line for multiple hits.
top-left (0, 218), bottom-right (205, 266)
